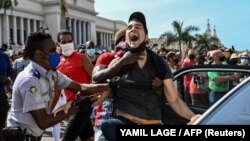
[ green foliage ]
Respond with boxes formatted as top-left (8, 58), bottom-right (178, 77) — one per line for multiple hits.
top-left (61, 0), bottom-right (68, 12)
top-left (159, 20), bottom-right (199, 53)
top-left (0, 0), bottom-right (18, 14)
top-left (194, 33), bottom-right (220, 54)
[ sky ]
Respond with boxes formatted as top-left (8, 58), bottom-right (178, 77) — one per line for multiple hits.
top-left (95, 0), bottom-right (250, 51)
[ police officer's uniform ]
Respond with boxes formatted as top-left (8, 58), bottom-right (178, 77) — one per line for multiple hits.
top-left (7, 61), bottom-right (72, 138)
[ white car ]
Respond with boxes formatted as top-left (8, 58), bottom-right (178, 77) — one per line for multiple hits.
top-left (162, 65), bottom-right (250, 125)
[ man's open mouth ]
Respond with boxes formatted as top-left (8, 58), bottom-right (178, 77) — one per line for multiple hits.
top-left (130, 34), bottom-right (139, 41)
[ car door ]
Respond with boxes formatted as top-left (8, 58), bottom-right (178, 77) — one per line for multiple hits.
top-left (195, 76), bottom-right (250, 124)
top-left (161, 65), bottom-right (250, 125)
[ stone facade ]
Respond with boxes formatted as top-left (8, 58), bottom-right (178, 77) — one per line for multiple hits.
top-left (0, 0), bottom-right (126, 54)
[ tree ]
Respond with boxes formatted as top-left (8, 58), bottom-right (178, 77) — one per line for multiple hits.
top-left (194, 33), bottom-right (219, 54)
top-left (60, 0), bottom-right (68, 30)
top-left (60, 0), bottom-right (77, 30)
top-left (159, 20), bottom-right (199, 54)
top-left (0, 0), bottom-right (18, 14)
top-left (0, 0), bottom-right (18, 44)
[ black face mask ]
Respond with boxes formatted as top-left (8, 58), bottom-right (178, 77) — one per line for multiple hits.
top-left (128, 42), bottom-right (147, 54)
top-left (162, 56), bottom-right (167, 60)
top-left (230, 59), bottom-right (238, 65)
top-left (173, 58), bottom-right (180, 64)
top-left (219, 56), bottom-right (225, 62)
top-left (189, 54), bottom-right (195, 60)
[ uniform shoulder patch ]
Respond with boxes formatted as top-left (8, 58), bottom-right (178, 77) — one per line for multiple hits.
top-left (33, 70), bottom-right (40, 79)
top-left (29, 86), bottom-right (38, 94)
top-left (52, 75), bottom-right (58, 82)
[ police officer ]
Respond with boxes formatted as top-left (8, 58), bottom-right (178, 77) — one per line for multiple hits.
top-left (6, 32), bottom-right (110, 141)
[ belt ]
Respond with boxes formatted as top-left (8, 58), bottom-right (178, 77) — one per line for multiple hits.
top-left (116, 109), bottom-right (161, 125)
top-left (25, 134), bottom-right (42, 141)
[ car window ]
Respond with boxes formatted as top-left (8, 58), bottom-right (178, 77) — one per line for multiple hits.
top-left (199, 80), bottom-right (250, 124)
top-left (174, 69), bottom-right (250, 108)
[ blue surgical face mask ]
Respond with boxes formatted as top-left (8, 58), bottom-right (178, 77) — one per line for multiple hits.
top-left (87, 49), bottom-right (95, 57)
top-left (241, 58), bottom-right (249, 65)
top-left (48, 53), bottom-right (60, 70)
top-left (41, 51), bottom-right (60, 70)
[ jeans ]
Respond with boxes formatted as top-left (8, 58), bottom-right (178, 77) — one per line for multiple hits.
top-left (95, 128), bottom-right (108, 141)
top-left (209, 91), bottom-right (226, 106)
top-left (101, 116), bottom-right (135, 141)
top-left (63, 108), bottom-right (94, 141)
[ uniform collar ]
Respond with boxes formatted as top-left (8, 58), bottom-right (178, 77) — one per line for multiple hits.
top-left (29, 61), bottom-right (48, 78)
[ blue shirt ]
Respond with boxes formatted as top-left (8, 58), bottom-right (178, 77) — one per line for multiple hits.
top-left (0, 51), bottom-right (14, 93)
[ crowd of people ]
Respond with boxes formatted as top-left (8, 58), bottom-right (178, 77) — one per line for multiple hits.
top-left (0, 11), bottom-right (249, 141)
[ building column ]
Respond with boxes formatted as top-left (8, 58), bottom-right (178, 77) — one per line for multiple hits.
top-left (107, 33), bottom-right (109, 47)
top-left (3, 14), bottom-right (10, 44)
top-left (83, 21), bottom-right (86, 43)
top-left (88, 22), bottom-right (91, 41)
top-left (102, 33), bottom-right (105, 47)
top-left (78, 20), bottom-right (82, 44)
top-left (27, 18), bottom-right (31, 35)
top-left (109, 34), bottom-right (111, 47)
top-left (108, 34), bottom-right (110, 48)
top-left (73, 19), bottom-right (77, 43)
top-left (67, 18), bottom-right (72, 32)
top-left (111, 34), bottom-right (114, 47)
top-left (102, 32), bottom-right (105, 47)
top-left (85, 22), bottom-right (88, 41)
top-left (76, 20), bottom-right (80, 44)
top-left (100, 32), bottom-right (102, 46)
top-left (33, 20), bottom-right (37, 32)
top-left (20, 17), bottom-right (24, 44)
top-left (81, 22), bottom-right (84, 43)
top-left (13, 16), bottom-right (17, 45)
top-left (104, 33), bottom-right (107, 47)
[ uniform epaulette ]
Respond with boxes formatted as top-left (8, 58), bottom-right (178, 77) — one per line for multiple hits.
top-left (33, 69), bottom-right (40, 79)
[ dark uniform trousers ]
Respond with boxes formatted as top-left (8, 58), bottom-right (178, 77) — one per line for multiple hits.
top-left (24, 134), bottom-right (42, 141)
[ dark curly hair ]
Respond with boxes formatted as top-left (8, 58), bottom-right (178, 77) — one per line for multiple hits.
top-left (57, 30), bottom-right (73, 42)
top-left (25, 32), bottom-right (52, 60)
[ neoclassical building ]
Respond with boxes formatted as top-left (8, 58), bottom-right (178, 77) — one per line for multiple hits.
top-left (0, 0), bottom-right (127, 53)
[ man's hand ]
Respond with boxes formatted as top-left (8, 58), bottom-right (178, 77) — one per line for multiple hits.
top-left (187, 114), bottom-right (201, 125)
top-left (53, 101), bottom-right (73, 116)
top-left (90, 90), bottom-right (111, 107)
top-left (152, 77), bottom-right (162, 88)
top-left (121, 51), bottom-right (144, 65)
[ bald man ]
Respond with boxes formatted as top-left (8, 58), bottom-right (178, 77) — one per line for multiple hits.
top-left (208, 50), bottom-right (239, 106)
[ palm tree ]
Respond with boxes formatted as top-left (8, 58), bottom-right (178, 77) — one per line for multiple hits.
top-left (60, 0), bottom-right (68, 30)
top-left (0, 0), bottom-right (18, 13)
top-left (0, 0), bottom-right (18, 44)
top-left (60, 0), bottom-right (77, 30)
top-left (159, 31), bottom-right (177, 49)
top-left (159, 20), bottom-right (199, 54)
top-left (194, 33), bottom-right (220, 54)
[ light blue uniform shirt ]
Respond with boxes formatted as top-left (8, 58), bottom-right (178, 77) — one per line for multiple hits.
top-left (7, 61), bottom-right (72, 136)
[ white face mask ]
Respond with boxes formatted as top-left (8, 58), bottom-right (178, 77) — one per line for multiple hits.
top-left (60, 42), bottom-right (74, 57)
top-left (241, 58), bottom-right (249, 65)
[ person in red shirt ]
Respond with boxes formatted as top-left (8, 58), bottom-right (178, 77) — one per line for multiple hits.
top-left (56, 30), bottom-right (94, 141)
top-left (182, 49), bottom-right (197, 105)
top-left (92, 28), bottom-right (126, 141)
